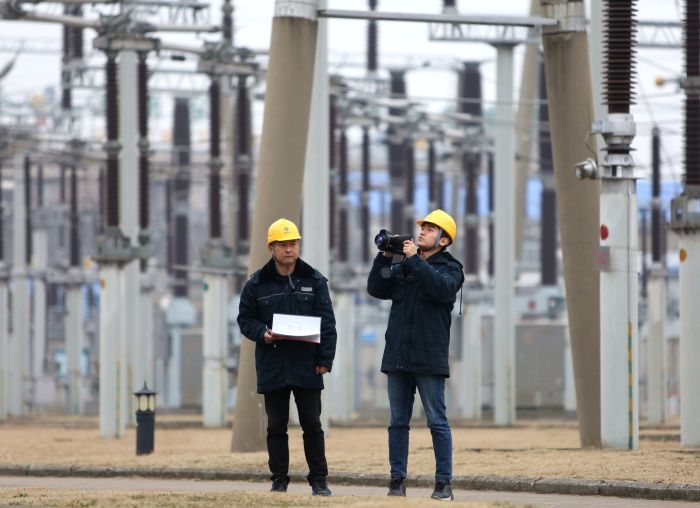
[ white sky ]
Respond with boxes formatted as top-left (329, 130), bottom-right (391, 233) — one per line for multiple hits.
top-left (0, 0), bottom-right (687, 182)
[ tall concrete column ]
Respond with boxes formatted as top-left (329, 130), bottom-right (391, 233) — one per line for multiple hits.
top-left (460, 301), bottom-right (482, 419)
top-left (0, 163), bottom-right (5, 421)
top-left (541, 0), bottom-right (601, 447)
top-left (680, 237), bottom-right (700, 446)
top-left (302, 0), bottom-right (331, 432)
top-left (329, 291), bottom-right (354, 422)
top-left (99, 267), bottom-right (122, 437)
top-left (203, 274), bottom-right (228, 426)
top-left (95, 46), bottom-right (134, 438)
top-left (600, 181), bottom-right (639, 450)
top-left (493, 44), bottom-right (516, 426)
top-left (514, 0), bottom-right (542, 263)
top-left (137, 51), bottom-right (155, 393)
top-left (232, 0), bottom-right (319, 452)
top-left (0, 270), bottom-right (8, 421)
top-left (563, 323), bottom-right (577, 411)
top-left (167, 97), bottom-right (196, 409)
top-left (646, 127), bottom-right (666, 424)
top-left (10, 153), bottom-right (29, 416)
top-left (675, 0), bottom-right (700, 449)
top-left (66, 281), bottom-right (83, 415)
top-left (201, 71), bottom-right (234, 427)
top-left (32, 227), bottom-right (48, 392)
top-left (67, 159), bottom-right (84, 414)
top-left (119, 49), bottom-right (141, 426)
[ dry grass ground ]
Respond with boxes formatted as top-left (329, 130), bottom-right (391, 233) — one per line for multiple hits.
top-left (0, 489), bottom-right (522, 508)
top-left (0, 417), bottom-right (698, 486)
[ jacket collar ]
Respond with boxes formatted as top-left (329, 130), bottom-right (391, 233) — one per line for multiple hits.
top-left (253, 257), bottom-right (317, 283)
top-left (424, 250), bottom-right (464, 270)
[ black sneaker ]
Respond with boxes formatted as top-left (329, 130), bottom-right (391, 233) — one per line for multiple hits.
top-left (431, 480), bottom-right (454, 501)
top-left (270, 478), bottom-right (288, 492)
top-left (311, 481), bottom-right (332, 496)
top-left (387, 477), bottom-right (406, 496)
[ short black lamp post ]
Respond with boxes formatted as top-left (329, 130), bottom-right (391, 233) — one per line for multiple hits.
top-left (134, 383), bottom-right (157, 455)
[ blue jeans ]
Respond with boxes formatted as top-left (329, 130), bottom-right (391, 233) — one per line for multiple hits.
top-left (387, 371), bottom-right (452, 482)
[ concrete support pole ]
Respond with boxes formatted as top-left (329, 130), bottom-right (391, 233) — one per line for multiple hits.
top-left (301, 0), bottom-right (331, 434)
top-left (99, 266), bottom-right (122, 437)
top-left (493, 44), bottom-right (516, 426)
top-left (232, 0), bottom-right (319, 452)
top-left (329, 291), bottom-right (354, 422)
top-left (203, 274), bottom-right (229, 427)
top-left (646, 274), bottom-right (666, 423)
top-left (460, 302), bottom-right (482, 419)
top-left (514, 0), bottom-right (541, 263)
top-left (0, 278), bottom-right (8, 421)
top-left (677, 0), bottom-right (700, 449)
top-left (563, 322), bottom-right (577, 411)
top-left (66, 283), bottom-right (83, 415)
top-left (119, 50), bottom-right (141, 425)
top-left (165, 297), bottom-right (196, 408)
top-left (32, 228), bottom-right (48, 387)
top-left (10, 155), bottom-right (29, 416)
top-left (139, 278), bottom-right (155, 390)
top-left (167, 325), bottom-right (182, 408)
top-left (646, 127), bottom-right (666, 423)
top-left (600, 181), bottom-right (639, 450)
top-left (680, 237), bottom-right (700, 446)
top-left (541, 0), bottom-right (601, 447)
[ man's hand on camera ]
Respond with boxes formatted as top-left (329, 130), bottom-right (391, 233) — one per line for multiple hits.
top-left (264, 329), bottom-right (282, 344)
top-left (402, 239), bottom-right (418, 258)
top-left (383, 250), bottom-right (394, 258)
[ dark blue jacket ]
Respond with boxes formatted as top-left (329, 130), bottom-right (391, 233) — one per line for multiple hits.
top-left (367, 251), bottom-right (464, 377)
top-left (237, 257), bottom-right (337, 393)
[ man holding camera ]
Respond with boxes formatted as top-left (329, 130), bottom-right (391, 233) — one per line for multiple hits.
top-left (237, 218), bottom-right (337, 496)
top-left (367, 209), bottom-right (464, 501)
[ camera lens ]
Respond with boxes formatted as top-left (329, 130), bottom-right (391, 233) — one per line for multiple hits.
top-left (374, 231), bottom-right (389, 248)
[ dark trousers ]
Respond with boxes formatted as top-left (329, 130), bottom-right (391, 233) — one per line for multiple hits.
top-left (264, 387), bottom-right (328, 484)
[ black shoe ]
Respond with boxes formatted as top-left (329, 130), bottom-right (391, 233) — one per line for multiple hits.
top-left (311, 480), bottom-right (332, 496)
top-left (431, 480), bottom-right (454, 501)
top-left (270, 478), bottom-right (288, 492)
top-left (387, 477), bottom-right (406, 496)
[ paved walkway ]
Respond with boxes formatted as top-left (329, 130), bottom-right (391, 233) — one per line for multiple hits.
top-left (2, 476), bottom-right (700, 508)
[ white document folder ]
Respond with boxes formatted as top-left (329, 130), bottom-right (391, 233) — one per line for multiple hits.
top-left (272, 313), bottom-right (321, 344)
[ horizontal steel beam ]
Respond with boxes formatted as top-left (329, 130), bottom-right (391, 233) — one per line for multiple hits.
top-left (318, 9), bottom-right (558, 28)
top-left (429, 19), bottom-right (682, 49)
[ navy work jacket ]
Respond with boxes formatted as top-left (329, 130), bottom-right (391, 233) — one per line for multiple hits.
top-left (367, 250), bottom-right (464, 377)
top-left (237, 257), bottom-right (337, 393)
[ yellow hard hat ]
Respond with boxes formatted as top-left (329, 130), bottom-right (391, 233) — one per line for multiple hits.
top-left (416, 209), bottom-right (457, 242)
top-left (267, 218), bottom-right (302, 244)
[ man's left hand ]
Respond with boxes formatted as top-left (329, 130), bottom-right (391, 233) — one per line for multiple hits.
top-left (316, 366), bottom-right (329, 375)
top-left (402, 239), bottom-right (418, 258)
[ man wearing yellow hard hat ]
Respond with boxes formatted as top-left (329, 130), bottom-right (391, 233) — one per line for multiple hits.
top-left (237, 218), bottom-right (337, 496)
top-left (367, 209), bottom-right (464, 501)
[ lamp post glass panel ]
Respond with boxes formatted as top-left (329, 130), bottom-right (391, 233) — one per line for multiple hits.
top-left (134, 383), bottom-right (156, 455)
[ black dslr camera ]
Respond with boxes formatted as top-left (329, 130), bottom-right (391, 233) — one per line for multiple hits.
top-left (374, 229), bottom-right (412, 255)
